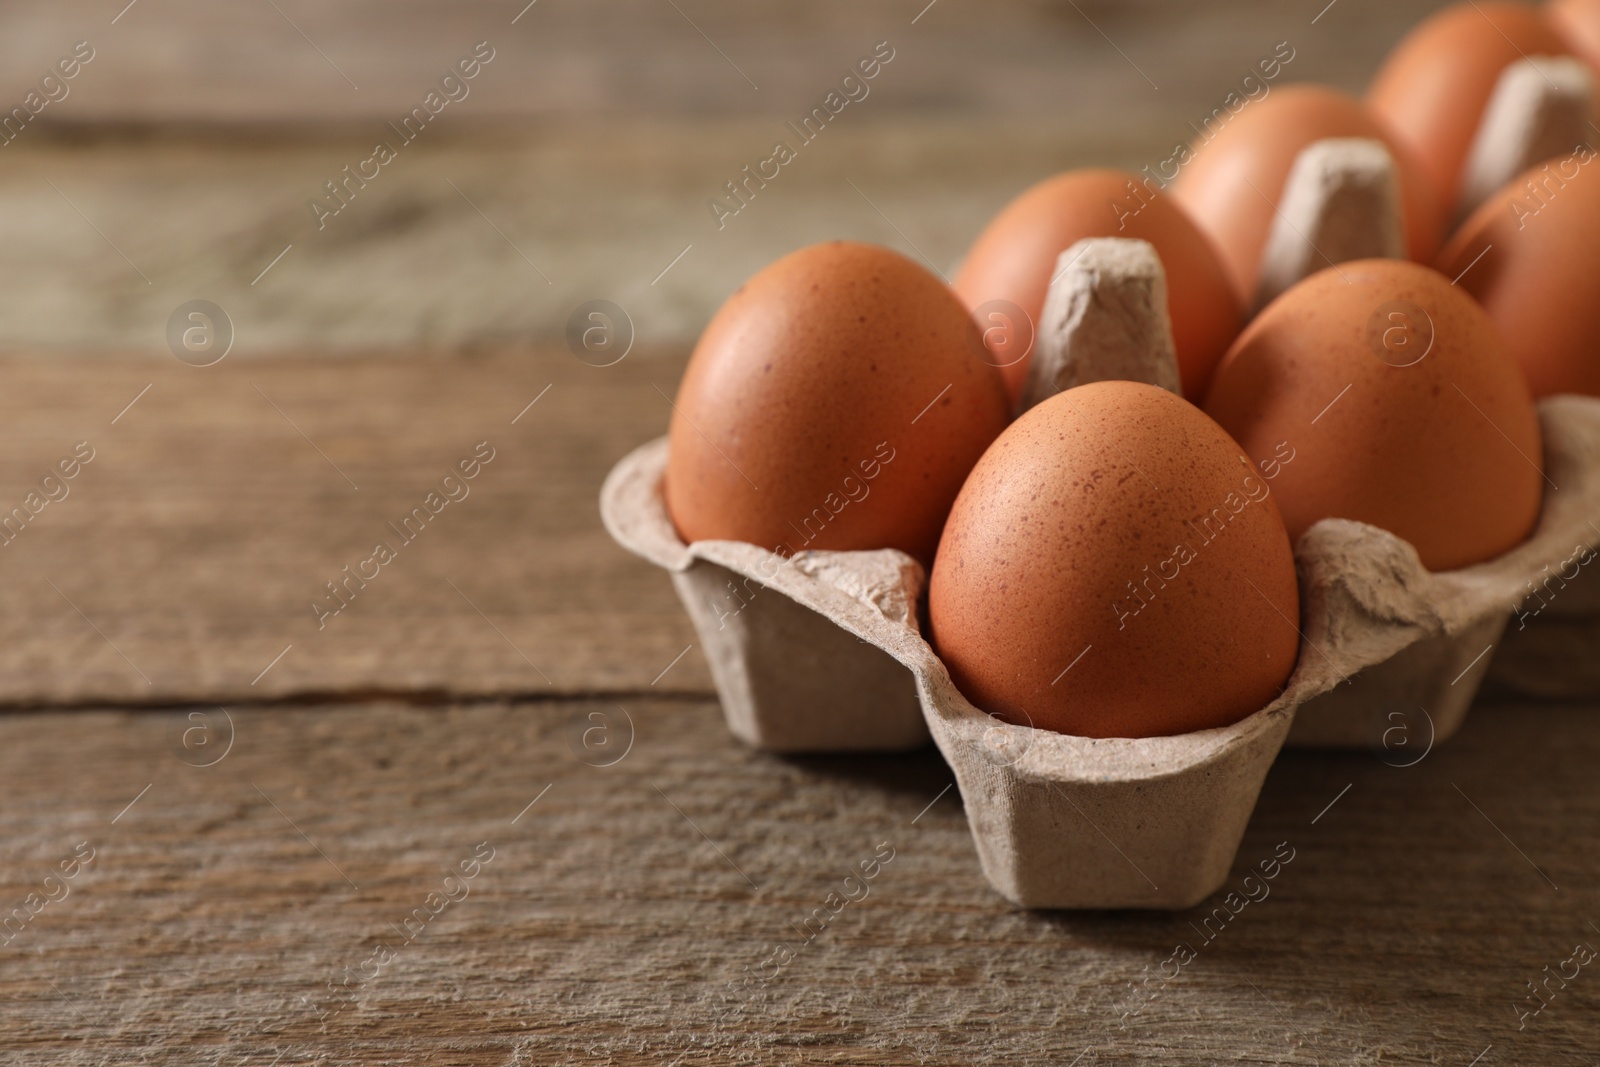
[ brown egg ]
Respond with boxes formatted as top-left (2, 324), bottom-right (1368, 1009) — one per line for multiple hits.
top-left (1172, 84), bottom-right (1443, 305)
top-left (1551, 0), bottom-right (1600, 73)
top-left (1369, 2), bottom-right (1570, 211)
top-left (953, 169), bottom-right (1243, 401)
top-left (1204, 260), bottom-right (1543, 571)
top-left (928, 381), bottom-right (1300, 740)
top-left (665, 241), bottom-right (1011, 567)
top-left (1438, 149), bottom-right (1600, 397)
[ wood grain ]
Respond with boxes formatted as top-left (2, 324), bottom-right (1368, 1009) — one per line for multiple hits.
top-left (1, 696), bottom-right (1596, 1065)
top-left (0, 0), bottom-right (1452, 356)
top-left (0, 2), bottom-right (1594, 1060)
top-left (0, 348), bottom-right (705, 705)
top-left (0, 0), bottom-right (1447, 124)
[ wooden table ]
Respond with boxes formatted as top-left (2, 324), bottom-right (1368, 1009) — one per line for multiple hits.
top-left (0, 351), bottom-right (1595, 1065)
top-left (3, 0), bottom-right (1597, 1060)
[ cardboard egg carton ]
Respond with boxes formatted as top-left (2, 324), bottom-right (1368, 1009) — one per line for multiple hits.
top-left (1019, 232), bottom-right (1600, 759)
top-left (603, 387), bottom-right (1600, 910)
top-left (596, 61), bottom-right (1600, 908)
top-left (1456, 54), bottom-right (1600, 699)
top-left (1458, 55), bottom-right (1593, 221)
top-left (600, 446), bottom-right (929, 753)
top-left (1036, 239), bottom-right (1600, 758)
top-left (1256, 55), bottom-right (1593, 310)
top-left (838, 383), bottom-right (1598, 907)
top-left (1282, 444), bottom-right (1598, 752)
top-left (1023, 112), bottom-right (1600, 750)
top-left (1258, 57), bottom-right (1600, 716)
top-left (601, 388), bottom-right (1600, 907)
top-left (602, 220), bottom-right (1600, 907)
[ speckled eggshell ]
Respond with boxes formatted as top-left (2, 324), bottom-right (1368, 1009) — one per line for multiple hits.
top-left (1203, 259), bottom-right (1543, 572)
top-left (953, 169), bottom-right (1243, 402)
top-left (928, 380), bottom-right (1300, 740)
top-left (665, 241), bottom-right (1011, 567)
top-left (1369, 2), bottom-right (1571, 211)
top-left (1171, 85), bottom-right (1444, 306)
top-left (1437, 151), bottom-right (1600, 398)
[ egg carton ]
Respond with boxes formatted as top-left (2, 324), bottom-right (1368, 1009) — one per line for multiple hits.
top-left (1485, 579), bottom-right (1600, 699)
top-left (1253, 55), bottom-right (1592, 311)
top-left (601, 449), bottom-right (928, 753)
top-left (601, 228), bottom-right (1600, 907)
top-left (597, 61), bottom-right (1600, 907)
top-left (1454, 53), bottom-right (1600, 700)
top-left (1023, 219), bottom-right (1600, 759)
top-left (1456, 54), bottom-right (1592, 223)
top-left (1245, 57), bottom-right (1600, 730)
top-left (601, 378), bottom-right (1600, 906)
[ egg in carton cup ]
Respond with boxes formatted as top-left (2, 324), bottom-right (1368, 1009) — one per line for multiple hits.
top-left (1235, 57), bottom-right (1600, 746)
top-left (603, 221), bottom-right (1600, 910)
top-left (600, 456), bottom-right (929, 753)
top-left (599, 59), bottom-right (1600, 907)
top-left (1444, 54), bottom-right (1600, 698)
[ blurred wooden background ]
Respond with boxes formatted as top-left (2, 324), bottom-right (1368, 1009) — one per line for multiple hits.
top-left (9, 4), bottom-right (1596, 1066)
top-left (0, 0), bottom-right (1450, 353)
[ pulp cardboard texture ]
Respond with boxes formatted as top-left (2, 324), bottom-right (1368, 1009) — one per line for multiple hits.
top-left (1488, 595), bottom-right (1600, 699)
top-left (1470, 55), bottom-right (1600, 700)
top-left (1283, 395), bottom-right (1600, 751)
top-left (1254, 137), bottom-right (1404, 312)
top-left (601, 393), bottom-right (1600, 907)
top-left (1458, 56), bottom-right (1593, 221)
top-left (1017, 237), bottom-right (1181, 414)
top-left (599, 65), bottom-right (1600, 907)
top-left (599, 441), bottom-right (930, 753)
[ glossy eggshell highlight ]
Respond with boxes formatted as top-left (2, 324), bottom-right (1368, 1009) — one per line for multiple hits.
top-left (665, 241), bottom-right (1011, 567)
top-left (1550, 0), bottom-right (1600, 74)
top-left (953, 169), bottom-right (1243, 401)
top-left (929, 381), bottom-right (1300, 740)
top-left (1171, 85), bottom-right (1444, 305)
top-left (1437, 151), bottom-right (1600, 398)
top-left (1369, 2), bottom-right (1570, 210)
top-left (1203, 260), bottom-right (1543, 572)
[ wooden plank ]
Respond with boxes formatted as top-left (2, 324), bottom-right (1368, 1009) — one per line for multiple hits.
top-left (0, 123), bottom-right (1218, 355)
top-left (0, 696), bottom-right (1595, 1063)
top-left (0, 0), bottom-right (1449, 358)
top-left (0, 0), bottom-right (1444, 125)
top-left (0, 349), bottom-right (707, 705)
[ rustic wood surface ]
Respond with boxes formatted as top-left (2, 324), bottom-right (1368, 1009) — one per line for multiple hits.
top-left (2, 0), bottom-right (1597, 1062)
top-left (0, 347), bottom-right (705, 705)
top-left (1, 0), bottom-right (1445, 125)
top-left (2, 697), bottom-right (1598, 1065)
top-left (0, 0), bottom-right (1453, 356)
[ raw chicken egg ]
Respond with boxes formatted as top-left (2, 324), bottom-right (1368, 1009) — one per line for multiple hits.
top-left (929, 381), bottom-right (1300, 740)
top-left (665, 241), bottom-right (1011, 567)
top-left (1550, 0), bottom-right (1600, 74)
top-left (1438, 148), bottom-right (1600, 397)
top-left (1203, 259), bottom-right (1543, 571)
top-left (953, 169), bottom-right (1242, 401)
top-left (1172, 84), bottom-right (1443, 306)
top-left (1369, 2), bottom-right (1571, 211)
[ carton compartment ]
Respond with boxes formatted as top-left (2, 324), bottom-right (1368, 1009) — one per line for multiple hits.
top-left (670, 558), bottom-right (926, 752)
top-left (600, 437), bottom-right (929, 752)
top-left (601, 394), bottom-right (1600, 908)
top-left (1288, 613), bottom-right (1506, 749)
